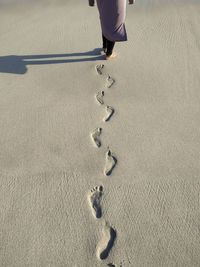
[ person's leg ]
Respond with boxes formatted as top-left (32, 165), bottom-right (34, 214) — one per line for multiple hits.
top-left (102, 34), bottom-right (107, 52)
top-left (106, 39), bottom-right (115, 57)
top-left (102, 34), bottom-right (116, 58)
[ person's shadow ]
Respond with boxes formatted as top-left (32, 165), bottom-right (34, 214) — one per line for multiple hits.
top-left (0, 48), bottom-right (103, 74)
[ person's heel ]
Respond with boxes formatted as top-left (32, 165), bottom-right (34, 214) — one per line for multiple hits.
top-left (105, 52), bottom-right (117, 60)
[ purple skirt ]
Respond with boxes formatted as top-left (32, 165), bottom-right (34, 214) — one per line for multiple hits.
top-left (96, 0), bottom-right (128, 42)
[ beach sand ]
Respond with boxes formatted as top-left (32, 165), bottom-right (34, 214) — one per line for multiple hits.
top-left (0, 0), bottom-right (200, 266)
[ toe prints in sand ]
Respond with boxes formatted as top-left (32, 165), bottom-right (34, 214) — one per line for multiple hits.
top-left (88, 185), bottom-right (103, 219)
top-left (95, 96), bottom-right (115, 122)
top-left (95, 65), bottom-right (115, 88)
top-left (95, 90), bottom-right (105, 105)
top-left (97, 222), bottom-right (117, 260)
top-left (91, 127), bottom-right (102, 148)
top-left (106, 75), bottom-right (115, 88)
top-left (104, 149), bottom-right (117, 176)
top-left (95, 64), bottom-right (105, 75)
top-left (104, 106), bottom-right (115, 122)
top-left (95, 64), bottom-right (115, 88)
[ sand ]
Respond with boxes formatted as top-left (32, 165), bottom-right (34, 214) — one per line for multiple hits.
top-left (0, 0), bottom-right (200, 266)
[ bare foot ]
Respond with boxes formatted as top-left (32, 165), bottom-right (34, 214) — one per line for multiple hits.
top-left (105, 52), bottom-right (117, 60)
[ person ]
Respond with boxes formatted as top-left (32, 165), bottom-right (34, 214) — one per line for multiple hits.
top-left (89, 0), bottom-right (135, 60)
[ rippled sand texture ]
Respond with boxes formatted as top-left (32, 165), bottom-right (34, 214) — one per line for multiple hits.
top-left (0, 0), bottom-right (200, 266)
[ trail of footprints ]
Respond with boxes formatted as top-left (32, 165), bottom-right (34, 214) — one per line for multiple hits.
top-left (88, 64), bottom-right (118, 265)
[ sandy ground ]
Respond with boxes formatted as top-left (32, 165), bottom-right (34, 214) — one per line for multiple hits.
top-left (0, 0), bottom-right (200, 266)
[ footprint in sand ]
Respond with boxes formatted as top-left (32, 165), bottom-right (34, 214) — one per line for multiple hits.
top-left (107, 264), bottom-right (116, 267)
top-left (88, 185), bottom-right (103, 219)
top-left (104, 106), bottom-right (115, 122)
top-left (97, 222), bottom-right (117, 260)
top-left (95, 90), bottom-right (105, 105)
top-left (106, 75), bottom-right (115, 88)
top-left (104, 149), bottom-right (117, 176)
top-left (95, 64), bottom-right (104, 75)
top-left (91, 127), bottom-right (102, 148)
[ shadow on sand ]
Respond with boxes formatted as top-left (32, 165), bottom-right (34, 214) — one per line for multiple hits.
top-left (0, 48), bottom-right (104, 74)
